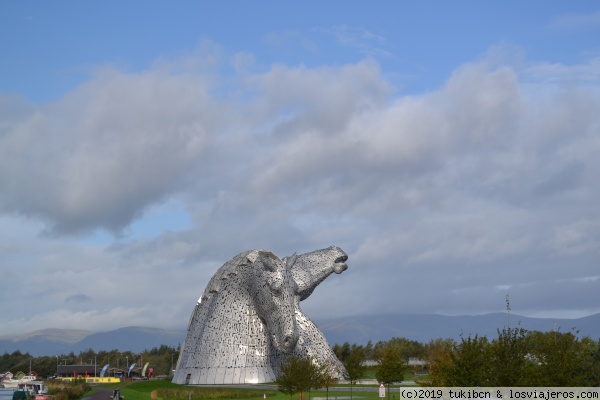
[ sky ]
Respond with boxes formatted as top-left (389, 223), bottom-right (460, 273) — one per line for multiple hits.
top-left (1, 1), bottom-right (600, 337)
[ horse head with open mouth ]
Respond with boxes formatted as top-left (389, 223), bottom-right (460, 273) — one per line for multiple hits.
top-left (288, 245), bottom-right (348, 301)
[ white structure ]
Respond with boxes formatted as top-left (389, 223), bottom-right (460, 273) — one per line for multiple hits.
top-left (173, 246), bottom-right (348, 385)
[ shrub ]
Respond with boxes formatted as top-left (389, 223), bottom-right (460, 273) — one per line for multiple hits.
top-left (46, 379), bottom-right (91, 400)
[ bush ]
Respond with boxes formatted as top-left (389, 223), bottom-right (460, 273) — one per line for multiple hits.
top-left (156, 388), bottom-right (276, 400)
top-left (46, 379), bottom-right (91, 400)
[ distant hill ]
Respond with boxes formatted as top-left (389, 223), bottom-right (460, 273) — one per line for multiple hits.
top-left (1, 313), bottom-right (598, 356)
top-left (2, 328), bottom-right (93, 343)
top-left (0, 326), bottom-right (184, 356)
top-left (314, 312), bottom-right (600, 345)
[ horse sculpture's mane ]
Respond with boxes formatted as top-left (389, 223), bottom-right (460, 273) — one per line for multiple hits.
top-left (197, 250), bottom-right (278, 303)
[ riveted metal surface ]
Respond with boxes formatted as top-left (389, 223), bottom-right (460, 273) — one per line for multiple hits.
top-left (172, 246), bottom-right (348, 385)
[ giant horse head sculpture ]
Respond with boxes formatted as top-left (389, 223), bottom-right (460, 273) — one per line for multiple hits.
top-left (173, 246), bottom-right (348, 385)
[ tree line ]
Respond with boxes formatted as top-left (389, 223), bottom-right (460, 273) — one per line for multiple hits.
top-left (423, 328), bottom-right (600, 386)
top-left (0, 345), bottom-right (180, 378)
top-left (3, 327), bottom-right (599, 391)
top-left (326, 327), bottom-right (600, 388)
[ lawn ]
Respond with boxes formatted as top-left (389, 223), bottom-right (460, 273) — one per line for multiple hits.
top-left (115, 379), bottom-right (408, 400)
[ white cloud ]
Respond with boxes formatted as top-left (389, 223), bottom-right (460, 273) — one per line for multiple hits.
top-left (524, 57), bottom-right (600, 84)
top-left (322, 25), bottom-right (391, 58)
top-left (549, 11), bottom-right (600, 31)
top-left (1, 47), bottom-right (600, 334)
top-left (0, 66), bottom-right (221, 235)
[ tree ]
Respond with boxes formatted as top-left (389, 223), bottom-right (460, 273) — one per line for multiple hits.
top-left (333, 342), bottom-right (351, 362)
top-left (386, 337), bottom-right (425, 361)
top-left (487, 327), bottom-right (529, 386)
top-left (320, 360), bottom-right (340, 400)
top-left (343, 345), bottom-right (367, 399)
top-left (375, 345), bottom-right (405, 400)
top-left (526, 330), bottom-right (594, 386)
top-left (372, 340), bottom-right (386, 361)
top-left (422, 338), bottom-right (455, 386)
top-left (584, 338), bottom-right (600, 386)
top-left (448, 334), bottom-right (490, 386)
top-left (364, 341), bottom-right (374, 360)
top-left (276, 355), bottom-right (325, 400)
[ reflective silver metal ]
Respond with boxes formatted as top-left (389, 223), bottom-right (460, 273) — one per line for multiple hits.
top-left (172, 246), bottom-right (348, 385)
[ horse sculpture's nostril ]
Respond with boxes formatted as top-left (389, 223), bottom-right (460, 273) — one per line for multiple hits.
top-left (335, 255), bottom-right (348, 263)
top-left (282, 329), bottom-right (299, 351)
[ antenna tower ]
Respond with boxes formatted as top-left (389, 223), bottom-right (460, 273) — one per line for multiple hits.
top-left (505, 293), bottom-right (511, 330)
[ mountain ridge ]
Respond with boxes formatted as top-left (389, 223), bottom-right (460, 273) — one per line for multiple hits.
top-left (315, 312), bottom-right (600, 345)
top-left (0, 328), bottom-right (94, 343)
top-left (0, 326), bottom-right (184, 356)
top-left (1, 313), bottom-right (598, 356)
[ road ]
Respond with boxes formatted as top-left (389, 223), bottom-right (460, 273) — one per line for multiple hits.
top-left (192, 381), bottom-right (417, 392)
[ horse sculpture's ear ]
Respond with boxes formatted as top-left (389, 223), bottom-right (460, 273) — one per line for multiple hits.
top-left (285, 253), bottom-right (298, 270)
top-left (256, 251), bottom-right (279, 272)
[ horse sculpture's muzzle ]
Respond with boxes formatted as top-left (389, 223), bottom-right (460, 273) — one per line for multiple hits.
top-left (333, 253), bottom-right (348, 274)
top-left (280, 327), bottom-right (299, 353)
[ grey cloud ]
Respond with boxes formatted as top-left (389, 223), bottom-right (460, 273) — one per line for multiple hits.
top-left (66, 294), bottom-right (92, 303)
top-left (0, 67), bottom-right (221, 235)
top-left (1, 49), bottom-right (600, 334)
top-left (533, 161), bottom-right (584, 197)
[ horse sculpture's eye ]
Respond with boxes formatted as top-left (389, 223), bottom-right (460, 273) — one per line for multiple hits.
top-left (268, 276), bottom-right (282, 295)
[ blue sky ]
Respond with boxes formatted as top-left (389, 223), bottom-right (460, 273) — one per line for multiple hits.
top-left (1, 1), bottom-right (600, 337)
top-left (6, 2), bottom-right (599, 102)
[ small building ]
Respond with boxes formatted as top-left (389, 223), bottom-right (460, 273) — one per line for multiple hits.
top-left (1, 372), bottom-right (14, 380)
top-left (362, 358), bottom-right (427, 367)
top-left (106, 368), bottom-right (128, 378)
top-left (55, 364), bottom-right (153, 380)
top-left (408, 357), bottom-right (426, 367)
top-left (56, 365), bottom-right (99, 378)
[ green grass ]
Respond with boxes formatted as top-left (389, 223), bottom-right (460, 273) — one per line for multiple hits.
top-left (331, 372), bottom-right (425, 387)
top-left (114, 379), bottom-right (417, 400)
top-left (119, 380), bottom-right (278, 400)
